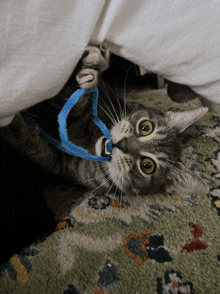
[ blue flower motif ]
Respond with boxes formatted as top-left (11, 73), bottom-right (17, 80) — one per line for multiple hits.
top-left (98, 259), bottom-right (120, 288)
top-left (88, 194), bottom-right (111, 210)
top-left (182, 133), bottom-right (193, 144)
top-left (210, 115), bottom-right (220, 125)
top-left (63, 284), bottom-right (81, 294)
top-left (145, 235), bottom-right (172, 263)
top-left (157, 269), bottom-right (194, 294)
top-left (124, 229), bottom-right (172, 265)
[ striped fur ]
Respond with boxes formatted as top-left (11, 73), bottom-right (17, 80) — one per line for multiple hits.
top-left (0, 46), bottom-right (208, 220)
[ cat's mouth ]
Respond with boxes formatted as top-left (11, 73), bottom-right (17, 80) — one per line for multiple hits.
top-left (100, 137), bottom-right (111, 157)
top-left (96, 136), bottom-right (112, 157)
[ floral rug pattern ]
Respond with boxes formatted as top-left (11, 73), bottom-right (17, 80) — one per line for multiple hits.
top-left (1, 89), bottom-right (220, 294)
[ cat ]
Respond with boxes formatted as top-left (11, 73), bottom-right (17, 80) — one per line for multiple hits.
top-left (0, 44), bottom-right (209, 220)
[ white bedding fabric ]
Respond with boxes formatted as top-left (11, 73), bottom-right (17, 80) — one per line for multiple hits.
top-left (1, 0), bottom-right (220, 126)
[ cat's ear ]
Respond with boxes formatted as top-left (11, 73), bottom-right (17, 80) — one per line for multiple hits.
top-left (99, 40), bottom-right (108, 53)
top-left (165, 107), bottom-right (208, 133)
top-left (166, 163), bottom-right (209, 195)
top-left (99, 40), bottom-right (110, 60)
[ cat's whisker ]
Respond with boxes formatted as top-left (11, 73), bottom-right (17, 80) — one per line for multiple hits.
top-left (162, 162), bottom-right (178, 187)
top-left (113, 76), bottom-right (119, 98)
top-left (113, 85), bottom-right (124, 122)
top-left (161, 159), bottom-right (188, 191)
top-left (117, 171), bottom-right (126, 205)
top-left (164, 161), bottom-right (176, 171)
top-left (82, 175), bottom-right (112, 216)
top-left (165, 161), bottom-right (191, 189)
top-left (78, 169), bottom-right (109, 184)
top-left (79, 159), bottom-right (109, 185)
top-left (100, 81), bottom-right (120, 124)
top-left (120, 175), bottom-right (125, 212)
top-left (83, 174), bottom-right (112, 199)
top-left (108, 163), bottom-right (125, 203)
top-left (111, 88), bottom-right (124, 122)
top-left (98, 93), bottom-right (118, 124)
top-left (98, 172), bottom-right (120, 214)
top-left (164, 161), bottom-right (182, 175)
top-left (100, 80), bottom-right (123, 120)
top-left (103, 176), bottom-right (115, 200)
top-left (123, 64), bottom-right (132, 121)
top-left (111, 186), bottom-right (119, 214)
top-left (98, 104), bottom-right (117, 126)
top-left (166, 159), bottom-right (182, 165)
top-left (103, 80), bottom-right (124, 122)
top-left (126, 172), bottom-right (140, 197)
top-left (122, 97), bottom-right (126, 122)
top-left (165, 161), bottom-right (180, 171)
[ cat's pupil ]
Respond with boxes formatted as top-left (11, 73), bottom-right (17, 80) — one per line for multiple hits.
top-left (143, 161), bottom-right (152, 169)
top-left (141, 125), bottom-right (150, 132)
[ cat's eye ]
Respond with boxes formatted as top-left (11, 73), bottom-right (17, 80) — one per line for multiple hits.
top-left (140, 157), bottom-right (155, 174)
top-left (138, 120), bottom-right (153, 136)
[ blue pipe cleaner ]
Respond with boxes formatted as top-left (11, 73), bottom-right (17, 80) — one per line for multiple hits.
top-left (22, 87), bottom-right (113, 161)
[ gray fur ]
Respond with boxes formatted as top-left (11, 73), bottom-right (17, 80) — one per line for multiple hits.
top-left (0, 44), bottom-right (209, 220)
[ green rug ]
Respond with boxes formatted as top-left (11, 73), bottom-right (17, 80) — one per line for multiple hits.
top-left (1, 89), bottom-right (220, 294)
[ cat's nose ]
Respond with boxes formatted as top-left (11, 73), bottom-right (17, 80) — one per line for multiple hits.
top-left (115, 138), bottom-right (128, 153)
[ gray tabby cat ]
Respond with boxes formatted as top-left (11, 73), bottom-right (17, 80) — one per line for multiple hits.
top-left (0, 44), bottom-right (208, 220)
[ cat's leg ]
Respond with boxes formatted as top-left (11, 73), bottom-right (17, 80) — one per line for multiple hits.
top-left (43, 181), bottom-right (88, 221)
top-left (0, 113), bottom-right (62, 175)
top-left (76, 41), bottom-right (110, 89)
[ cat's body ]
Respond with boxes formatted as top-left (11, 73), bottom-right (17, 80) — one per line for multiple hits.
top-left (0, 45), bottom-right (208, 220)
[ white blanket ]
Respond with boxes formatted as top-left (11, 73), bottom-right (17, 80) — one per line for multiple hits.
top-left (1, 0), bottom-right (220, 126)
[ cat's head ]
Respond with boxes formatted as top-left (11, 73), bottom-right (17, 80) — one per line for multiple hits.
top-left (96, 105), bottom-right (209, 197)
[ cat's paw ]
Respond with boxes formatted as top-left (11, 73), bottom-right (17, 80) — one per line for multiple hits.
top-left (76, 42), bottom-right (110, 89)
top-left (76, 68), bottom-right (98, 89)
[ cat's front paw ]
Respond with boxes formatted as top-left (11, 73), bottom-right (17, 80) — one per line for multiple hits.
top-left (76, 68), bottom-right (98, 89)
top-left (76, 42), bottom-right (110, 89)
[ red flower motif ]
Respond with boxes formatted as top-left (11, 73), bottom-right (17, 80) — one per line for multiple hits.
top-left (181, 222), bottom-right (208, 253)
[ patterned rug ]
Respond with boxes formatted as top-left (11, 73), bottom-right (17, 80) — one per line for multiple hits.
top-left (1, 89), bottom-right (220, 294)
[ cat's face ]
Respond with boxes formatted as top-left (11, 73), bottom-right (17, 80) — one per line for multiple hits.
top-left (96, 106), bottom-right (209, 197)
